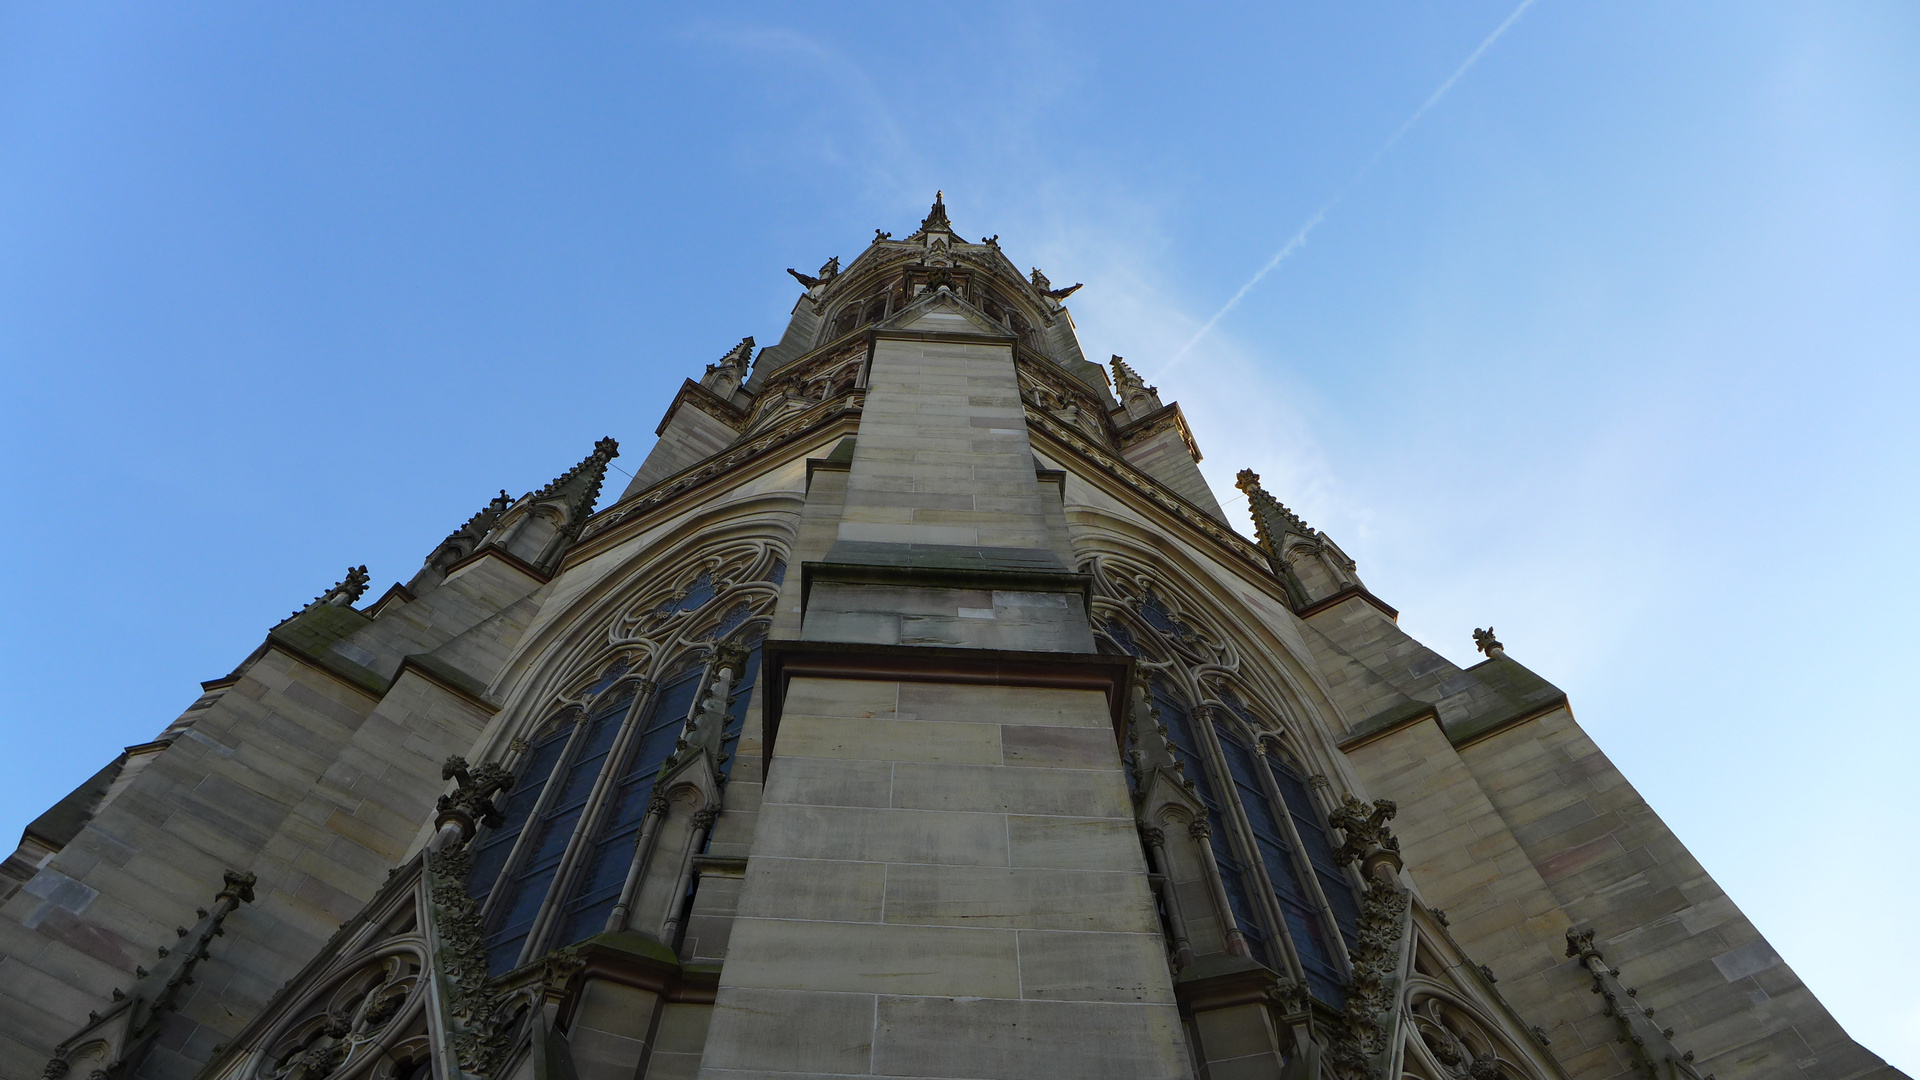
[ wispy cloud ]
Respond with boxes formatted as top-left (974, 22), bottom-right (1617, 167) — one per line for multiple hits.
top-left (1154, 0), bottom-right (1544, 381)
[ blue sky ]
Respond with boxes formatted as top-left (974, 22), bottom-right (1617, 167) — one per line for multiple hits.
top-left (3, 1), bottom-right (1917, 1068)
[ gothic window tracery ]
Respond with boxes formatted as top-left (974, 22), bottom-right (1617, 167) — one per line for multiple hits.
top-left (1406, 994), bottom-right (1539, 1080)
top-left (1087, 553), bottom-right (1361, 1006)
top-left (258, 951), bottom-right (426, 1080)
top-left (462, 541), bottom-right (784, 976)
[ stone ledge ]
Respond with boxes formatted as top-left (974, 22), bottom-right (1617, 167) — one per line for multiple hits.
top-left (760, 640), bottom-right (1134, 778)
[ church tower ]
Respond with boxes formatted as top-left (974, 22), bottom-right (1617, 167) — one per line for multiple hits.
top-left (0, 197), bottom-right (1900, 1080)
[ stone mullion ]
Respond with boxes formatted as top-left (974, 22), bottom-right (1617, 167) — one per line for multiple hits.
top-left (1253, 737), bottom-right (1353, 977)
top-left (1191, 704), bottom-right (1308, 986)
top-left (476, 715), bottom-right (593, 922)
top-left (516, 679), bottom-right (658, 966)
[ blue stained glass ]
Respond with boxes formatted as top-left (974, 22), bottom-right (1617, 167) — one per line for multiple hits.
top-left (679, 572), bottom-right (715, 612)
top-left (481, 695), bottom-right (629, 974)
top-left (1269, 749), bottom-right (1361, 950)
top-left (1104, 619), bottom-right (1139, 656)
top-left (709, 601), bottom-right (753, 640)
top-left (466, 721), bottom-right (571, 900)
top-left (719, 638), bottom-right (763, 780)
top-left (587, 660), bottom-right (628, 694)
top-left (1139, 590), bottom-right (1188, 641)
top-left (768, 558), bottom-right (787, 585)
top-left (1217, 726), bottom-right (1343, 1001)
top-left (1152, 679), bottom-right (1270, 967)
top-left (551, 670), bottom-right (702, 946)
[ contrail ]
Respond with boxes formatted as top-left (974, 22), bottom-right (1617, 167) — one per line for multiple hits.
top-left (1154, 0), bottom-right (1542, 379)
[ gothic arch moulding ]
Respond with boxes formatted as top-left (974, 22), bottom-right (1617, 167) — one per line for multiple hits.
top-left (1071, 526), bottom-right (1352, 785)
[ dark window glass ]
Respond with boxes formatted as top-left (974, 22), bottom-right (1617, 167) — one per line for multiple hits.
top-left (551, 670), bottom-right (702, 947)
top-left (587, 660), bottom-right (628, 695)
top-left (467, 719), bottom-right (572, 900)
top-left (769, 558), bottom-right (787, 585)
top-left (1152, 679), bottom-right (1270, 967)
top-left (1218, 725), bottom-right (1343, 1004)
top-left (1104, 619), bottom-right (1139, 657)
top-left (719, 638), bottom-right (763, 781)
top-left (1139, 591), bottom-right (1187, 641)
top-left (1268, 748), bottom-right (1361, 951)
top-left (710, 602), bottom-right (753, 640)
top-left (481, 692), bottom-right (630, 974)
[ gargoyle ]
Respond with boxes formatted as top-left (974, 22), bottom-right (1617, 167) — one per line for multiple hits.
top-left (786, 255), bottom-right (840, 291)
top-left (1029, 267), bottom-right (1082, 300)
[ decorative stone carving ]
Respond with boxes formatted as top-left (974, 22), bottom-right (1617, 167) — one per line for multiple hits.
top-left (283, 567), bottom-right (370, 623)
top-left (421, 492), bottom-right (513, 579)
top-left (1030, 267), bottom-right (1083, 303)
top-left (1025, 406), bottom-right (1273, 576)
top-left (1110, 356), bottom-right (1161, 417)
top-left (1326, 801), bottom-right (1409, 1080)
top-left (700, 336), bottom-right (755, 395)
top-left (786, 257), bottom-right (840, 294)
top-left (1472, 628), bottom-right (1505, 659)
top-left (435, 756), bottom-right (513, 842)
top-left (423, 840), bottom-right (510, 1075)
top-left (1329, 796), bottom-right (1403, 882)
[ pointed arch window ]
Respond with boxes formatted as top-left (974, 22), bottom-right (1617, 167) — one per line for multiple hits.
top-left (1151, 677), bottom-right (1274, 969)
top-left (1093, 565), bottom-right (1363, 1008)
top-left (464, 634), bottom-right (771, 974)
top-left (459, 548), bottom-right (783, 975)
top-left (477, 687), bottom-right (631, 973)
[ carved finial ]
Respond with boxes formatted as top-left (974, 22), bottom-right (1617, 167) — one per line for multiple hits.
top-left (288, 565), bottom-right (371, 620)
top-left (911, 191), bottom-right (962, 242)
top-left (435, 756), bottom-right (513, 840)
top-left (1473, 627), bottom-right (1505, 658)
top-left (1329, 795), bottom-right (1402, 882)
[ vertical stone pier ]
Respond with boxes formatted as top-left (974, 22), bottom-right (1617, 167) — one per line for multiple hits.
top-left (698, 298), bottom-right (1193, 1079)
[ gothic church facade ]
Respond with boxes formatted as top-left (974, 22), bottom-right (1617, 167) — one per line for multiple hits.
top-left (0, 197), bottom-right (1898, 1080)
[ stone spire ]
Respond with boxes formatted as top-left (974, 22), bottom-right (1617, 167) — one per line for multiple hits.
top-left (1233, 470), bottom-right (1327, 609)
top-left (1234, 469), bottom-right (1316, 550)
top-left (531, 436), bottom-right (621, 538)
top-left (1110, 356), bottom-right (1163, 419)
top-left (908, 190), bottom-right (965, 243)
top-left (477, 437), bottom-right (620, 574)
top-left (411, 490), bottom-right (513, 593)
top-left (700, 337), bottom-right (755, 397)
top-left (43, 870), bottom-right (256, 1080)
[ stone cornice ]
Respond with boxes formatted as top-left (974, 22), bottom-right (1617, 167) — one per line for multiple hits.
top-left (567, 391), bottom-right (865, 561)
top-left (760, 640), bottom-right (1134, 779)
top-left (1115, 401), bottom-right (1203, 463)
top-left (1022, 407), bottom-right (1277, 583)
top-left (655, 377), bottom-right (748, 437)
top-left (1296, 583), bottom-right (1400, 622)
top-left (441, 543), bottom-right (554, 586)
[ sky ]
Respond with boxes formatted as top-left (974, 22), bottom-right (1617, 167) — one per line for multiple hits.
top-left (2, 0), bottom-right (1917, 1069)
